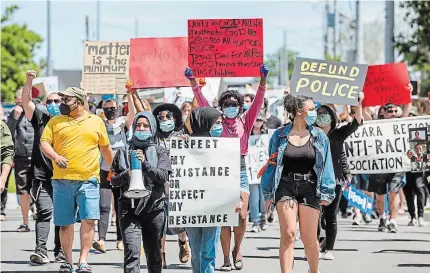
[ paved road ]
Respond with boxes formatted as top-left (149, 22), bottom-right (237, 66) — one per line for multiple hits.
top-left (1, 200), bottom-right (430, 273)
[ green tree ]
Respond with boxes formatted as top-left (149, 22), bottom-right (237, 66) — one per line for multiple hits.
top-left (396, 1), bottom-right (430, 97)
top-left (265, 48), bottom-right (297, 85)
top-left (1, 5), bottom-right (44, 102)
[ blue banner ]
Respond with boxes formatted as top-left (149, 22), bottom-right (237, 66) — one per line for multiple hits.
top-left (343, 186), bottom-right (374, 215)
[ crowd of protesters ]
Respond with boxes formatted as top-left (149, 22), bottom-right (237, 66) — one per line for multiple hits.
top-left (0, 66), bottom-right (429, 273)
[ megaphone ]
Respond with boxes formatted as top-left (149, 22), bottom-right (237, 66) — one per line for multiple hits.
top-left (124, 151), bottom-right (151, 201)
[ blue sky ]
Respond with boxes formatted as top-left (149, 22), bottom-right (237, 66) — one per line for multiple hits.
top-left (3, 0), bottom-right (403, 70)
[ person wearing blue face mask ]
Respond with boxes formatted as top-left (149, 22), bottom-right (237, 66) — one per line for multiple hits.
top-left (152, 103), bottom-right (191, 268)
top-left (259, 94), bottom-right (335, 273)
top-left (185, 64), bottom-right (268, 271)
top-left (111, 111), bottom-right (172, 273)
top-left (19, 70), bottom-right (65, 265)
top-left (184, 106), bottom-right (227, 273)
top-left (243, 93), bottom-right (255, 112)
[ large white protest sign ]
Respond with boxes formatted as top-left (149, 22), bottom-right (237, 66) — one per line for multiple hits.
top-left (246, 135), bottom-right (269, 184)
top-left (344, 116), bottom-right (430, 174)
top-left (169, 137), bottom-right (240, 227)
top-left (82, 41), bottom-right (129, 94)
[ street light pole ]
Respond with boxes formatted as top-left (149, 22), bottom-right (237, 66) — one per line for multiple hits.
top-left (46, 0), bottom-right (51, 76)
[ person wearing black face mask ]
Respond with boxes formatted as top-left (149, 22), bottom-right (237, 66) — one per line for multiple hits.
top-left (92, 80), bottom-right (144, 254)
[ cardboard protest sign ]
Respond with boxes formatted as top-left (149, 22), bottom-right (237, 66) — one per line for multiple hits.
top-left (290, 57), bottom-right (368, 106)
top-left (246, 135), bottom-right (269, 184)
top-left (129, 37), bottom-right (190, 89)
top-left (82, 41), bottom-right (129, 94)
top-left (188, 18), bottom-right (264, 77)
top-left (343, 186), bottom-right (374, 215)
top-left (343, 116), bottom-right (430, 174)
top-left (407, 127), bottom-right (430, 173)
top-left (362, 62), bottom-right (411, 107)
top-left (169, 137), bottom-right (240, 227)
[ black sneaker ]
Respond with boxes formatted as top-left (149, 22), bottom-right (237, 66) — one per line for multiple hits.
top-left (387, 222), bottom-right (397, 233)
top-left (378, 219), bottom-right (387, 232)
top-left (407, 219), bottom-right (415, 226)
top-left (30, 251), bottom-right (50, 265)
top-left (341, 212), bottom-right (348, 218)
top-left (55, 251), bottom-right (66, 263)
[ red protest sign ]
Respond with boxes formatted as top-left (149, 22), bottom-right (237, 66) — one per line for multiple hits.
top-left (188, 18), bottom-right (264, 77)
top-left (362, 62), bottom-right (411, 107)
top-left (129, 37), bottom-right (190, 89)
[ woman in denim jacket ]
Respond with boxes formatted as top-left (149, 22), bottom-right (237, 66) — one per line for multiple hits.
top-left (259, 95), bottom-right (336, 273)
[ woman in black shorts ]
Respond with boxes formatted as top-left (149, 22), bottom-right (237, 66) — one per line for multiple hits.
top-left (259, 95), bottom-right (336, 273)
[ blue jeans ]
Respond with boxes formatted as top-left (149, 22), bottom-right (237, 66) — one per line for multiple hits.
top-left (186, 227), bottom-right (221, 273)
top-left (249, 184), bottom-right (266, 223)
top-left (52, 178), bottom-right (100, 226)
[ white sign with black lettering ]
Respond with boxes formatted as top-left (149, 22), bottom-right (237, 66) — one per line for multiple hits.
top-left (246, 135), bottom-right (269, 184)
top-left (343, 116), bottom-right (430, 174)
top-left (169, 137), bottom-right (240, 227)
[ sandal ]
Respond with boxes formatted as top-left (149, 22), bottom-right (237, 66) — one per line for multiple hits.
top-left (59, 263), bottom-right (74, 272)
top-left (220, 264), bottom-right (232, 272)
top-left (232, 250), bottom-right (243, 270)
top-left (17, 224), bottom-right (30, 232)
top-left (77, 263), bottom-right (92, 273)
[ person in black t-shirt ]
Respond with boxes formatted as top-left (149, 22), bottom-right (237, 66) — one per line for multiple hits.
top-left (21, 70), bottom-right (64, 265)
top-left (262, 98), bottom-right (283, 129)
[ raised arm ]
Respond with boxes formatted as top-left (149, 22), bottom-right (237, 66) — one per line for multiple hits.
top-left (244, 64), bottom-right (269, 133)
top-left (401, 82), bottom-right (413, 117)
top-left (22, 70), bottom-right (37, 120)
top-left (184, 67), bottom-right (209, 107)
top-left (124, 80), bottom-right (139, 129)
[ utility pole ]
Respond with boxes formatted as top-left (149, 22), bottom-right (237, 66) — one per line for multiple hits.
top-left (333, 0), bottom-right (337, 57)
top-left (85, 16), bottom-right (89, 41)
top-left (96, 0), bottom-right (100, 40)
top-left (283, 30), bottom-right (289, 85)
top-left (324, 0), bottom-right (329, 58)
top-left (278, 52), bottom-right (282, 86)
top-left (46, 0), bottom-right (51, 76)
top-left (385, 0), bottom-right (395, 63)
top-left (355, 0), bottom-right (360, 62)
top-left (135, 18), bottom-right (139, 37)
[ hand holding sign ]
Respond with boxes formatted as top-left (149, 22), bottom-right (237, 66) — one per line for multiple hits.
top-left (184, 67), bottom-right (195, 79)
top-left (260, 64), bottom-right (269, 78)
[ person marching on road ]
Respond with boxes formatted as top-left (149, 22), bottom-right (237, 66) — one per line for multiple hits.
top-left (20, 70), bottom-right (66, 264)
top-left (40, 86), bottom-right (114, 273)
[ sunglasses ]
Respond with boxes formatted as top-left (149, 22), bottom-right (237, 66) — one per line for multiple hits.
top-left (60, 95), bottom-right (75, 103)
top-left (157, 111), bottom-right (174, 121)
top-left (223, 101), bottom-right (239, 108)
top-left (46, 99), bottom-right (61, 104)
top-left (387, 109), bottom-right (398, 114)
top-left (103, 107), bottom-right (116, 112)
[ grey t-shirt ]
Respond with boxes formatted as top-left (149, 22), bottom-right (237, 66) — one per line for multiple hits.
top-left (101, 117), bottom-right (127, 171)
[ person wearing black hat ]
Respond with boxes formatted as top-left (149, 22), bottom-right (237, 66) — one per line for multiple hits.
top-left (152, 103), bottom-right (190, 268)
top-left (315, 92), bottom-right (364, 260)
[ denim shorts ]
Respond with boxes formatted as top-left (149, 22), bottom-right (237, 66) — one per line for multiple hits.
top-left (240, 156), bottom-right (250, 195)
top-left (52, 178), bottom-right (100, 226)
top-left (275, 176), bottom-right (320, 210)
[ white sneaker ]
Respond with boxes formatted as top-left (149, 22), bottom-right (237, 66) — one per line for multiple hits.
top-left (322, 251), bottom-right (335, 260)
top-left (418, 217), bottom-right (426, 227)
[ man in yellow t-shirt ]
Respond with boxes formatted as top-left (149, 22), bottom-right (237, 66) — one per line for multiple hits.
top-left (40, 87), bottom-right (114, 273)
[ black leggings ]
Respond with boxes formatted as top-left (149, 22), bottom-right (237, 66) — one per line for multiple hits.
top-left (404, 172), bottom-right (426, 219)
top-left (320, 185), bottom-right (342, 251)
top-left (98, 170), bottom-right (123, 242)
